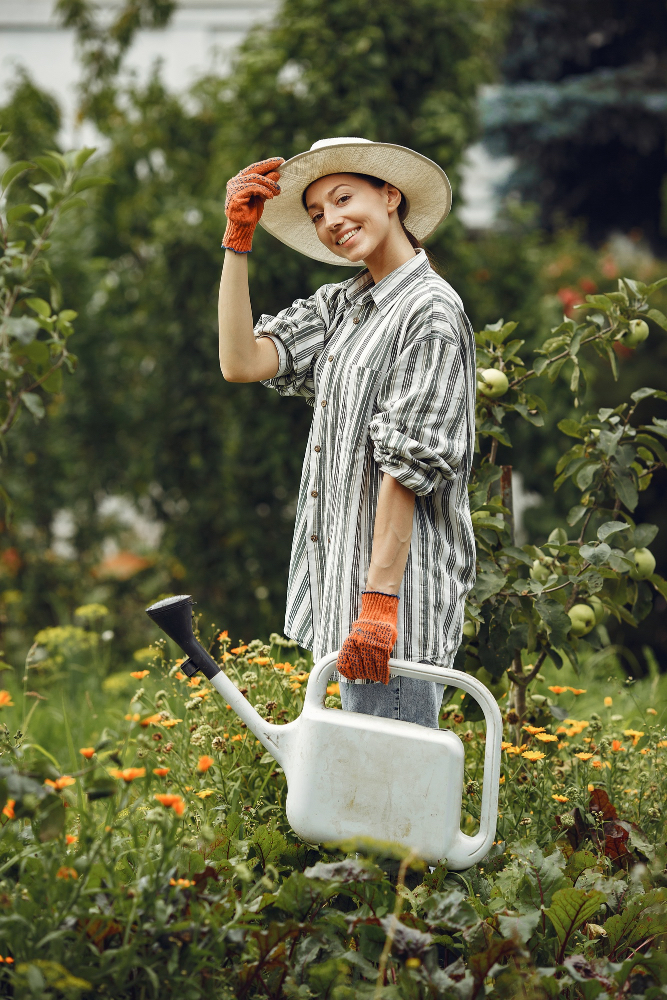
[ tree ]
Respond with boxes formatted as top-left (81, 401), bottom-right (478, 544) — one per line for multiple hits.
top-left (483, 0), bottom-right (667, 249)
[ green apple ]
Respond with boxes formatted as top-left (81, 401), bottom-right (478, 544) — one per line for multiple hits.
top-left (621, 319), bottom-right (649, 349)
top-left (477, 368), bottom-right (509, 399)
top-left (628, 547), bottom-right (656, 580)
top-left (568, 603), bottom-right (596, 636)
top-left (462, 620), bottom-right (477, 638)
top-left (475, 666), bottom-right (509, 699)
top-left (588, 594), bottom-right (606, 624)
top-left (530, 559), bottom-right (550, 584)
top-left (590, 428), bottom-right (600, 440)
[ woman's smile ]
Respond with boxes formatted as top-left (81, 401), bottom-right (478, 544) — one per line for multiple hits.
top-left (336, 226), bottom-right (361, 247)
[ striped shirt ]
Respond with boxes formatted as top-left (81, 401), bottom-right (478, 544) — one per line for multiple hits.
top-left (254, 250), bottom-right (476, 670)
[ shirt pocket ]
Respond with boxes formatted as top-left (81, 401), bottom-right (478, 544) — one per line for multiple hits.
top-left (337, 364), bottom-right (384, 456)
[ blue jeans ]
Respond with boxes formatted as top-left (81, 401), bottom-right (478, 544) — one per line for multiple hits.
top-left (339, 670), bottom-right (444, 730)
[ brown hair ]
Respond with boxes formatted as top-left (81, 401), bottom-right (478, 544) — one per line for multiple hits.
top-left (302, 172), bottom-right (440, 272)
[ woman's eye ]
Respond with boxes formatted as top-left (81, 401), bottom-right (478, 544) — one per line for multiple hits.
top-left (337, 194), bottom-right (350, 205)
top-left (311, 213), bottom-right (323, 224)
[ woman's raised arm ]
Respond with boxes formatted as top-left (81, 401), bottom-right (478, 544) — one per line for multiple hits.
top-left (218, 251), bottom-right (279, 383)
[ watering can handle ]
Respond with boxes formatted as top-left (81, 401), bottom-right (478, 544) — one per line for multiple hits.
top-left (305, 654), bottom-right (502, 868)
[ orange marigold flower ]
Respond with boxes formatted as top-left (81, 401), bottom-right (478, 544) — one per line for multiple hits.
top-left (231, 734), bottom-right (243, 742)
top-left (568, 688), bottom-right (587, 695)
top-left (153, 767), bottom-right (170, 776)
top-left (170, 878), bottom-right (193, 887)
top-left (657, 740), bottom-right (667, 749)
top-left (534, 733), bottom-right (558, 743)
top-left (154, 793), bottom-right (185, 816)
top-left (522, 725), bottom-right (546, 735)
top-left (187, 677), bottom-right (201, 687)
top-left (131, 670), bottom-right (150, 680)
top-left (56, 866), bottom-right (78, 880)
top-left (588, 783), bottom-right (595, 792)
top-left (175, 671), bottom-right (186, 680)
top-left (0, 691), bottom-right (14, 708)
top-left (161, 718), bottom-right (182, 728)
top-left (574, 752), bottom-right (594, 761)
top-left (125, 712), bottom-right (141, 721)
top-left (558, 741), bottom-right (568, 749)
top-left (521, 750), bottom-right (546, 761)
top-left (0, 956), bottom-right (14, 963)
top-left (230, 645), bottom-right (248, 655)
top-left (646, 707), bottom-right (657, 716)
top-left (501, 741), bottom-right (514, 750)
top-left (66, 834), bottom-right (78, 844)
top-left (327, 683), bottom-right (340, 696)
top-left (140, 713), bottom-right (163, 727)
top-left (111, 767), bottom-right (146, 783)
top-left (2, 799), bottom-right (15, 819)
top-left (624, 729), bottom-right (644, 746)
top-left (196, 789), bottom-right (215, 799)
top-left (197, 755), bottom-right (214, 773)
top-left (611, 740), bottom-right (625, 752)
top-left (79, 747), bottom-right (95, 759)
top-left (590, 760), bottom-right (603, 769)
top-left (604, 696), bottom-right (613, 707)
top-left (556, 726), bottom-right (567, 734)
top-left (639, 748), bottom-right (652, 756)
top-left (552, 794), bottom-right (569, 803)
top-left (254, 657), bottom-right (271, 665)
top-left (218, 630), bottom-right (228, 640)
top-left (45, 776), bottom-right (76, 791)
top-left (499, 775), bottom-right (505, 784)
top-left (221, 652), bottom-right (232, 662)
top-left (548, 686), bottom-right (569, 695)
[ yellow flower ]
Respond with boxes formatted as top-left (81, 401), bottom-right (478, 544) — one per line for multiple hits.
top-left (79, 747), bottom-right (95, 759)
top-left (125, 713), bottom-right (140, 721)
top-left (230, 645), bottom-right (248, 655)
top-left (499, 776), bottom-right (505, 784)
top-left (646, 708), bottom-right (657, 716)
top-left (558, 741), bottom-right (568, 749)
top-left (534, 733), bottom-right (558, 743)
top-left (153, 767), bottom-right (170, 776)
top-left (254, 657), bottom-right (271, 665)
top-left (521, 750), bottom-right (546, 761)
top-left (522, 725), bottom-right (546, 735)
top-left (567, 688), bottom-right (587, 695)
top-left (2, 799), bottom-right (15, 819)
top-left (170, 878), bottom-right (193, 887)
top-left (611, 740), bottom-right (625, 752)
top-left (140, 713), bottom-right (163, 727)
top-left (154, 793), bottom-right (185, 816)
top-left (604, 696), bottom-right (613, 707)
top-left (130, 670), bottom-right (150, 679)
top-left (504, 743), bottom-right (528, 755)
top-left (231, 734), bottom-right (243, 742)
top-left (0, 691), bottom-right (14, 708)
top-left (196, 790), bottom-right (215, 799)
top-left (196, 755), bottom-right (214, 773)
top-left (624, 729), bottom-right (644, 747)
top-left (588, 783), bottom-right (595, 792)
top-left (161, 718), bottom-right (182, 728)
top-left (552, 794), bottom-right (569, 803)
top-left (548, 686), bottom-right (569, 695)
top-left (574, 752), bottom-right (594, 761)
top-left (657, 740), bottom-right (667, 749)
top-left (327, 683), bottom-right (340, 696)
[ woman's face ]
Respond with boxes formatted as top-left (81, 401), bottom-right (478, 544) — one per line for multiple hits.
top-left (304, 173), bottom-right (403, 264)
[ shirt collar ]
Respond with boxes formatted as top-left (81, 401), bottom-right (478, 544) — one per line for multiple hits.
top-left (343, 250), bottom-right (430, 312)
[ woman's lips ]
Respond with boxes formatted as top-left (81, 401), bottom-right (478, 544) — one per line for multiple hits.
top-left (336, 227), bottom-right (361, 248)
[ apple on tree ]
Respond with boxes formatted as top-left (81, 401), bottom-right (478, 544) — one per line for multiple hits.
top-left (568, 603), bottom-right (596, 636)
top-left (477, 368), bottom-right (509, 399)
top-left (620, 319), bottom-right (649, 349)
top-left (628, 547), bottom-right (656, 580)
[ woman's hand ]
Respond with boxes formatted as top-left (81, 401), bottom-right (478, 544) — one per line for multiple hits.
top-left (336, 591), bottom-right (399, 685)
top-left (222, 156), bottom-right (284, 254)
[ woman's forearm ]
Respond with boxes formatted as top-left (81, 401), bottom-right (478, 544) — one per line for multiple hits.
top-left (366, 473), bottom-right (416, 594)
top-left (218, 250), bottom-right (279, 382)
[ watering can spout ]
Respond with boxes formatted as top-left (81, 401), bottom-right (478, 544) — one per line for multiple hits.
top-left (145, 595), bottom-right (294, 769)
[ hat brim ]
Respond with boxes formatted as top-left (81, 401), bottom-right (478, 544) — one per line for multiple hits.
top-left (258, 141), bottom-right (452, 267)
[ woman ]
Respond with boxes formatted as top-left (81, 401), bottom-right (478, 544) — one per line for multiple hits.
top-left (218, 137), bottom-right (476, 730)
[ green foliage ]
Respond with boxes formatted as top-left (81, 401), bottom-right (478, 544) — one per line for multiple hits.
top-left (0, 631), bottom-right (665, 997)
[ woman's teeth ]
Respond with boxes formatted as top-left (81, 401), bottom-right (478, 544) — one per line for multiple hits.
top-left (337, 228), bottom-right (360, 246)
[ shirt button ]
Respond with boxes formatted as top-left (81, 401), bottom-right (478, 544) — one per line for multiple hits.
top-left (353, 317), bottom-right (360, 324)
top-left (321, 400), bottom-right (327, 407)
top-left (311, 534), bottom-right (318, 542)
top-left (314, 445), bottom-right (321, 453)
top-left (311, 490), bottom-right (318, 498)
top-left (328, 355), bottom-right (334, 362)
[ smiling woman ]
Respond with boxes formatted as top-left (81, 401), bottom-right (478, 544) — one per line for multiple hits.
top-left (217, 136), bottom-right (476, 732)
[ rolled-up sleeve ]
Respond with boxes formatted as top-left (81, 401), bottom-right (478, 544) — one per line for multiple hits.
top-left (369, 334), bottom-right (468, 496)
top-left (254, 290), bottom-right (329, 404)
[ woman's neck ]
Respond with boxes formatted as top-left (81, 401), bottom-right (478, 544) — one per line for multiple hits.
top-left (364, 227), bottom-right (417, 284)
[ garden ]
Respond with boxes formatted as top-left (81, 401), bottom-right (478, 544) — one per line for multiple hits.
top-left (1, 0), bottom-right (667, 996)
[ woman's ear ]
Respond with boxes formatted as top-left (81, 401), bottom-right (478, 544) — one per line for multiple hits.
top-left (386, 184), bottom-right (403, 216)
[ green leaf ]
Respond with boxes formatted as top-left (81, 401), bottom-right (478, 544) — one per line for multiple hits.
top-left (514, 403), bottom-right (544, 426)
top-left (630, 387), bottom-right (658, 403)
top-left (580, 542), bottom-right (611, 566)
top-left (59, 196), bottom-right (88, 215)
top-left (557, 419), bottom-right (585, 439)
top-left (545, 888), bottom-right (606, 958)
top-left (533, 356), bottom-right (549, 375)
top-left (42, 367), bottom-right (63, 393)
top-left (33, 155), bottom-right (63, 178)
top-left (471, 571), bottom-right (507, 603)
top-left (0, 132), bottom-right (9, 150)
top-left (605, 889), bottom-right (667, 958)
top-left (25, 297), bottom-right (52, 318)
top-left (574, 462), bottom-right (601, 491)
top-left (535, 597), bottom-right (572, 647)
top-left (21, 392), bottom-right (45, 419)
top-left (6, 203), bottom-right (38, 223)
top-left (59, 309), bottom-right (78, 322)
top-left (647, 308), bottom-right (667, 331)
top-left (564, 851), bottom-right (598, 882)
top-left (567, 504), bottom-right (588, 526)
top-left (422, 888), bottom-right (480, 929)
top-left (597, 522), bottom-right (629, 542)
top-left (611, 471), bottom-right (638, 511)
top-left (632, 523), bottom-right (658, 547)
top-left (585, 294), bottom-right (613, 309)
top-left (500, 546), bottom-right (534, 566)
top-left (649, 573), bottom-right (667, 601)
top-left (72, 175), bottom-right (113, 193)
top-left (249, 824), bottom-right (288, 872)
top-left (74, 147), bottom-right (96, 170)
top-left (547, 358), bottom-right (567, 382)
top-left (2, 160), bottom-right (34, 188)
top-left (37, 794), bottom-right (66, 842)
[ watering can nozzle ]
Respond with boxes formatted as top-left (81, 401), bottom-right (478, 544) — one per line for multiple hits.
top-left (145, 594), bottom-right (221, 681)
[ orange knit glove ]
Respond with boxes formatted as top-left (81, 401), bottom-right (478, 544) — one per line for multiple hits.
top-left (336, 591), bottom-right (399, 685)
top-left (222, 156), bottom-right (284, 253)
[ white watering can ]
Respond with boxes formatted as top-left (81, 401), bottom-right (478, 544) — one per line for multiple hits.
top-left (146, 595), bottom-right (502, 869)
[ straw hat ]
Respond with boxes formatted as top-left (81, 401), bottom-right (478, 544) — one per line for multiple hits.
top-left (258, 137), bottom-right (452, 267)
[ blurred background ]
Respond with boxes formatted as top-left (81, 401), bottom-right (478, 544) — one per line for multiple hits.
top-left (2, 0), bottom-right (667, 675)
